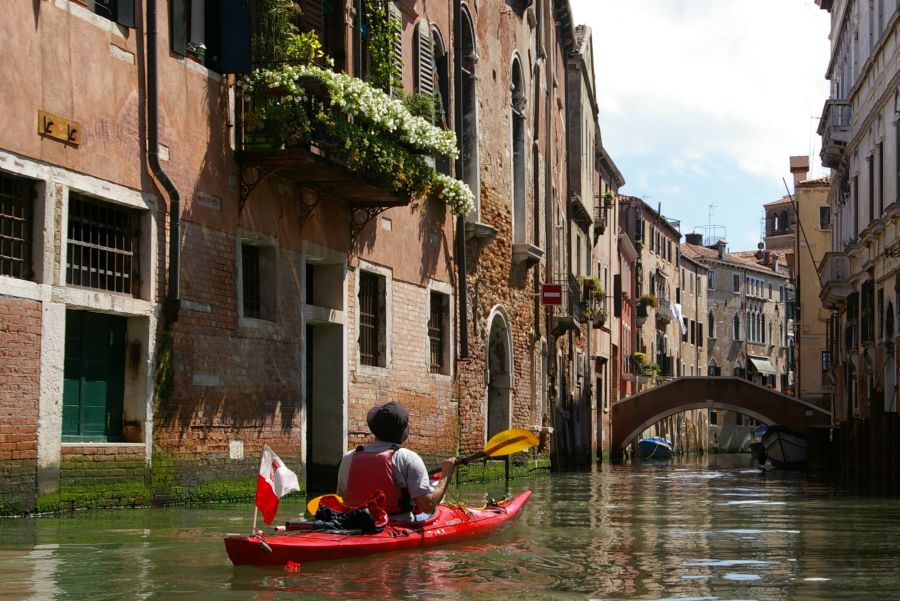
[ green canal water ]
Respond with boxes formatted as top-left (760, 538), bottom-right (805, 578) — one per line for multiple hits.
top-left (2, 454), bottom-right (900, 600)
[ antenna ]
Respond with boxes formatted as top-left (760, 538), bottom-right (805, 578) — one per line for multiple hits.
top-left (694, 203), bottom-right (726, 247)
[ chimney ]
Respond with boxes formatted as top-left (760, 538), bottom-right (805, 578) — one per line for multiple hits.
top-left (790, 155), bottom-right (810, 187)
top-left (716, 240), bottom-right (727, 260)
top-left (685, 233), bottom-right (703, 245)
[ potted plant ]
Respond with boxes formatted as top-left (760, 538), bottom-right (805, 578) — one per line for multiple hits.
top-left (639, 294), bottom-right (657, 308)
top-left (632, 352), bottom-right (649, 366)
top-left (641, 362), bottom-right (661, 380)
top-left (186, 41), bottom-right (206, 63)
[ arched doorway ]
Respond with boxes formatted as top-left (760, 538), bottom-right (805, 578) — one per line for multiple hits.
top-left (486, 310), bottom-right (513, 440)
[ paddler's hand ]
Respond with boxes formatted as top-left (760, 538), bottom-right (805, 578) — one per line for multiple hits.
top-left (439, 457), bottom-right (457, 479)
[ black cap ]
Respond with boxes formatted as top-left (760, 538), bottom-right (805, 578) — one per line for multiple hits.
top-left (367, 402), bottom-right (409, 444)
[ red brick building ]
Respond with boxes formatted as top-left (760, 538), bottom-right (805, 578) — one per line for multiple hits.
top-left (0, 0), bottom-right (619, 512)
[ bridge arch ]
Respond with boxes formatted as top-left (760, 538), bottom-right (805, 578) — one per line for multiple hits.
top-left (611, 377), bottom-right (831, 454)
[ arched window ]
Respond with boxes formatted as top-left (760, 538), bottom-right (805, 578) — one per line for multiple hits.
top-left (708, 311), bottom-right (715, 338)
top-left (733, 314), bottom-right (741, 341)
top-left (460, 7), bottom-right (479, 217)
top-left (780, 210), bottom-right (789, 233)
top-left (761, 314), bottom-right (766, 344)
top-left (511, 56), bottom-right (526, 244)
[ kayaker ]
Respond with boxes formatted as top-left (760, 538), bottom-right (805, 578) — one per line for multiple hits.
top-left (337, 401), bottom-right (456, 522)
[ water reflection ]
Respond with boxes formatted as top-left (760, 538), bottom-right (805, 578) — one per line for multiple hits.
top-left (2, 455), bottom-right (900, 600)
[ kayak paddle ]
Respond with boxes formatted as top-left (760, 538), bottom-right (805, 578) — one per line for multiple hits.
top-left (304, 427), bottom-right (540, 515)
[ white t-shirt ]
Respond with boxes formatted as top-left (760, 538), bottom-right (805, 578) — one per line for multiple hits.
top-left (336, 441), bottom-right (433, 520)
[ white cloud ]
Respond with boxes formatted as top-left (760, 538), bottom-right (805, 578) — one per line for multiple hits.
top-left (573, 0), bottom-right (831, 183)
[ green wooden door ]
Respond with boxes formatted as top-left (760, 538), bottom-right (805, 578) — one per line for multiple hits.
top-left (62, 311), bottom-right (126, 442)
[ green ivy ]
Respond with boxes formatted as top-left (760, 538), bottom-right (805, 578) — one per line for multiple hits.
top-left (364, 0), bottom-right (402, 94)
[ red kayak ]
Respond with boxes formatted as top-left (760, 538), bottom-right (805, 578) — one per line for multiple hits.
top-left (224, 490), bottom-right (531, 566)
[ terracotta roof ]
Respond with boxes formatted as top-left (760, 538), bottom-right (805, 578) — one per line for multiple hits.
top-left (681, 243), bottom-right (786, 275)
top-left (764, 195), bottom-right (791, 207)
top-left (798, 175), bottom-right (830, 186)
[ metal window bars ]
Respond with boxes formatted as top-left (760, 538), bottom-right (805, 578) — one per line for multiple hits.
top-left (66, 194), bottom-right (139, 295)
top-left (0, 173), bottom-right (34, 280)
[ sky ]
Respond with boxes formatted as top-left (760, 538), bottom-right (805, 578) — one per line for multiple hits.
top-left (570, 0), bottom-right (832, 252)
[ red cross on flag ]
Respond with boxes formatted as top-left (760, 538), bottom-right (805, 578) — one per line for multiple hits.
top-left (255, 445), bottom-right (300, 525)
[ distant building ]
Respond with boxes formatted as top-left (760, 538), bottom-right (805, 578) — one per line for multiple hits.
top-left (682, 238), bottom-right (793, 392)
top-left (784, 157), bottom-right (831, 410)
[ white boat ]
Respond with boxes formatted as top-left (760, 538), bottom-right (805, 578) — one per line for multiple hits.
top-left (761, 426), bottom-right (807, 469)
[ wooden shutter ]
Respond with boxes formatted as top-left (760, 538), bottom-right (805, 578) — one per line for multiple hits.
top-left (300, 0), bottom-right (325, 38)
top-left (389, 1), bottom-right (403, 93)
top-left (170, 0), bottom-right (189, 55)
top-left (115, 0), bottom-right (135, 27)
top-left (415, 20), bottom-right (434, 97)
top-left (213, 0), bottom-right (251, 74)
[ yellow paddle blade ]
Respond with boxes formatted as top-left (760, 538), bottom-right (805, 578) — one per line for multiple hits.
top-left (306, 493), bottom-right (342, 516)
top-left (483, 428), bottom-right (539, 457)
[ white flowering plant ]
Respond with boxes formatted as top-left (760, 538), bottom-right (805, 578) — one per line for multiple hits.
top-left (238, 60), bottom-right (474, 215)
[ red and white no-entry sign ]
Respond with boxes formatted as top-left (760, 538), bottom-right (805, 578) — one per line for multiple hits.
top-left (542, 283), bottom-right (562, 305)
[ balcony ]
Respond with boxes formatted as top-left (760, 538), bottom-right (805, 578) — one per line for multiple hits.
top-left (550, 275), bottom-right (587, 336)
top-left (235, 56), bottom-right (470, 241)
top-left (818, 252), bottom-right (853, 309)
top-left (656, 298), bottom-right (674, 326)
top-left (818, 99), bottom-right (852, 168)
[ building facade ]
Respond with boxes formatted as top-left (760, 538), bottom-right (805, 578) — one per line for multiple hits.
top-left (1, 0), bottom-right (626, 511)
top-left (816, 0), bottom-right (899, 474)
top-left (684, 239), bottom-right (793, 392)
top-left (788, 160), bottom-right (832, 410)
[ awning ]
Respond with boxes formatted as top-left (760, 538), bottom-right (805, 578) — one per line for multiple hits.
top-left (749, 356), bottom-right (776, 376)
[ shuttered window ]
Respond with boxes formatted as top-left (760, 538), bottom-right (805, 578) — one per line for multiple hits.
top-left (415, 20), bottom-right (435, 99)
top-left (388, 2), bottom-right (403, 94)
top-left (300, 0), bottom-right (325, 37)
top-left (76, 0), bottom-right (135, 27)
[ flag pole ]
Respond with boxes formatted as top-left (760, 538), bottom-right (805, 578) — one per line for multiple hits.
top-left (252, 507), bottom-right (259, 533)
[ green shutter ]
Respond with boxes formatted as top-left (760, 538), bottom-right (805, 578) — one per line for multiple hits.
top-left (115, 0), bottom-right (135, 28)
top-left (171, 0), bottom-right (189, 56)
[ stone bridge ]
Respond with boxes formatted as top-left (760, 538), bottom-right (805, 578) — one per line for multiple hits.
top-left (611, 376), bottom-right (831, 455)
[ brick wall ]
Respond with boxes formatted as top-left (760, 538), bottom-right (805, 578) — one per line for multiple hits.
top-left (0, 295), bottom-right (42, 512)
top-left (347, 273), bottom-right (458, 464)
top-left (153, 222), bottom-right (303, 491)
top-left (60, 445), bottom-right (147, 487)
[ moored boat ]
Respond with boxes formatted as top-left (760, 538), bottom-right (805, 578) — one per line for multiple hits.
top-left (637, 436), bottom-right (674, 460)
top-left (761, 425), bottom-right (807, 469)
top-left (224, 490), bottom-right (532, 566)
top-left (750, 424), bottom-right (768, 465)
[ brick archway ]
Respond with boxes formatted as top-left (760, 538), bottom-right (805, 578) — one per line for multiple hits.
top-left (611, 377), bottom-right (831, 453)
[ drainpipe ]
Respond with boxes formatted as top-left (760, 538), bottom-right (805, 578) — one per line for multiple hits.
top-left (147, 0), bottom-right (181, 325)
top-left (454, 0), bottom-right (468, 359)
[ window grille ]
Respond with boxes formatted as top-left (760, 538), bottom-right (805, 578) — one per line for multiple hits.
top-left (242, 243), bottom-right (261, 318)
top-left (429, 292), bottom-right (445, 373)
top-left (0, 172), bottom-right (34, 280)
top-left (67, 194), bottom-right (139, 295)
top-left (359, 272), bottom-right (380, 366)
